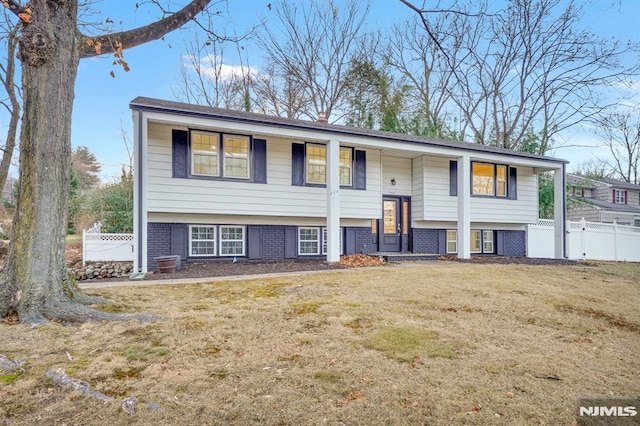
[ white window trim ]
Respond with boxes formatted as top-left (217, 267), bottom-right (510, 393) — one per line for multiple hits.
top-left (191, 131), bottom-right (220, 177)
top-left (446, 230), bottom-right (457, 254)
top-left (223, 134), bottom-right (251, 180)
top-left (482, 230), bottom-right (494, 253)
top-left (306, 143), bottom-right (327, 185)
top-left (189, 225), bottom-right (217, 257)
top-left (298, 227), bottom-right (321, 255)
top-left (470, 229), bottom-right (482, 253)
top-left (322, 227), bottom-right (343, 255)
top-left (339, 147), bottom-right (353, 187)
top-left (614, 189), bottom-right (626, 204)
top-left (304, 143), bottom-right (353, 186)
top-left (219, 225), bottom-right (246, 256)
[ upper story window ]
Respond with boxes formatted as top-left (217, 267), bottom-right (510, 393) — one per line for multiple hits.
top-left (191, 131), bottom-right (250, 179)
top-left (305, 143), bottom-right (352, 186)
top-left (613, 189), bottom-right (626, 204)
top-left (192, 132), bottom-right (219, 176)
top-left (472, 162), bottom-right (507, 197)
top-left (223, 135), bottom-right (250, 178)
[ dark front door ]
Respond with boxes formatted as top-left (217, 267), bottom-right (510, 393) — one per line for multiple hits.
top-left (379, 196), bottom-right (411, 252)
top-left (381, 197), bottom-right (402, 252)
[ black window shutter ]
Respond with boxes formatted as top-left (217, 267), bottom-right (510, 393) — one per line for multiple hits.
top-left (248, 226), bottom-right (262, 259)
top-left (284, 227), bottom-right (298, 258)
top-left (172, 129), bottom-right (189, 178)
top-left (252, 138), bottom-right (267, 184)
top-left (291, 143), bottom-right (305, 186)
top-left (496, 231), bottom-right (505, 255)
top-left (509, 167), bottom-right (518, 200)
top-left (449, 160), bottom-right (458, 196)
top-left (438, 229), bottom-right (447, 255)
top-left (354, 150), bottom-right (367, 190)
top-left (170, 224), bottom-right (188, 260)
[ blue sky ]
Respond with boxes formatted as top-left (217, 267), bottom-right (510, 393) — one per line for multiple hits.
top-left (68, 0), bottom-right (640, 181)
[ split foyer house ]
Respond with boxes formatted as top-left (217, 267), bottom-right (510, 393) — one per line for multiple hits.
top-left (566, 173), bottom-right (640, 227)
top-left (130, 97), bottom-right (568, 273)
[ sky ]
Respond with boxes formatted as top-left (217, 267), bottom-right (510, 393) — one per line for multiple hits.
top-left (40, 1), bottom-right (640, 181)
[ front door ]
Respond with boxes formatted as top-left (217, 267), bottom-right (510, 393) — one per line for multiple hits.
top-left (380, 196), bottom-right (410, 252)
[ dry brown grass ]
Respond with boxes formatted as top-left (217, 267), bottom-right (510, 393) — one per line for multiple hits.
top-left (1, 261), bottom-right (639, 425)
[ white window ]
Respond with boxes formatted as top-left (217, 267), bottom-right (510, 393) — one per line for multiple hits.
top-left (472, 162), bottom-right (508, 197)
top-left (192, 132), bottom-right (219, 177)
top-left (614, 189), bottom-right (626, 204)
top-left (220, 226), bottom-right (245, 256)
top-left (305, 144), bottom-right (353, 186)
top-left (191, 131), bottom-right (251, 179)
top-left (339, 148), bottom-right (352, 186)
top-left (190, 226), bottom-right (216, 256)
top-left (446, 230), bottom-right (457, 254)
top-left (634, 218), bottom-right (640, 228)
top-left (322, 227), bottom-right (343, 255)
top-left (482, 230), bottom-right (494, 253)
top-left (306, 144), bottom-right (326, 184)
top-left (298, 227), bottom-right (320, 255)
top-left (470, 230), bottom-right (482, 253)
top-left (223, 135), bottom-right (250, 179)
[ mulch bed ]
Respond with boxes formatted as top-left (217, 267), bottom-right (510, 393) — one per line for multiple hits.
top-left (143, 259), bottom-right (347, 281)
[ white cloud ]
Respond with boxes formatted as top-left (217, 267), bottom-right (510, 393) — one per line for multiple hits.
top-left (184, 54), bottom-right (258, 82)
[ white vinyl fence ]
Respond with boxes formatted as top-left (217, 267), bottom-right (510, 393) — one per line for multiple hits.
top-left (527, 218), bottom-right (640, 262)
top-left (82, 222), bottom-right (134, 265)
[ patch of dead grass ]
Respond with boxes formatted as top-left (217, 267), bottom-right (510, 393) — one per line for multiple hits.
top-left (0, 262), bottom-right (638, 425)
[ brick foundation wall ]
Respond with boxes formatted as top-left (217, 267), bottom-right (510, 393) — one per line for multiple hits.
top-left (412, 229), bottom-right (439, 254)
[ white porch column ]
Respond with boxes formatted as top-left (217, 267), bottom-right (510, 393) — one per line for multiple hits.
top-left (132, 110), bottom-right (148, 272)
top-left (457, 155), bottom-right (471, 259)
top-left (553, 165), bottom-right (566, 259)
top-left (326, 139), bottom-right (341, 263)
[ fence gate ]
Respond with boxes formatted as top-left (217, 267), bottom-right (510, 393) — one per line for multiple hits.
top-left (82, 222), bottom-right (134, 265)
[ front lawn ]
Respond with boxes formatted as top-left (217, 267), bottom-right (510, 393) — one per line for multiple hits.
top-left (1, 262), bottom-right (638, 425)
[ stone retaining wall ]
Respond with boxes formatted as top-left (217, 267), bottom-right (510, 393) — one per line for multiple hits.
top-left (69, 262), bottom-right (133, 281)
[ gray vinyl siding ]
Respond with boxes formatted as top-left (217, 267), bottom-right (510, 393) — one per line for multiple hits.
top-left (382, 156), bottom-right (412, 196)
top-left (470, 166), bottom-right (538, 224)
top-left (421, 156), bottom-right (459, 221)
top-left (567, 203), bottom-right (601, 222)
top-left (411, 157), bottom-right (425, 222)
top-left (145, 123), bottom-right (381, 219)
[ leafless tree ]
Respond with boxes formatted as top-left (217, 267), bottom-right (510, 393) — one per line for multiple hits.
top-left (0, 13), bottom-right (21, 203)
top-left (399, 0), bottom-right (640, 154)
top-left (256, 0), bottom-right (371, 121)
top-left (594, 109), bottom-right (640, 184)
top-left (174, 32), bottom-right (253, 110)
top-left (383, 14), bottom-right (463, 138)
top-left (0, 0), bottom-right (218, 324)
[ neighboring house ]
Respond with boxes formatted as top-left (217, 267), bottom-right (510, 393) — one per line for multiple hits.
top-left (566, 173), bottom-right (640, 227)
top-left (130, 97), bottom-right (567, 272)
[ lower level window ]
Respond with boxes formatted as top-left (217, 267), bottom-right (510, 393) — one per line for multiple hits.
top-left (189, 225), bottom-right (245, 257)
top-left (447, 229), bottom-right (495, 254)
top-left (322, 227), bottom-right (343, 255)
top-left (299, 227), bottom-right (321, 255)
top-left (471, 229), bottom-right (495, 254)
top-left (298, 227), bottom-right (343, 255)
top-left (220, 226), bottom-right (245, 256)
top-left (446, 230), bottom-right (457, 254)
top-left (190, 226), bottom-right (216, 256)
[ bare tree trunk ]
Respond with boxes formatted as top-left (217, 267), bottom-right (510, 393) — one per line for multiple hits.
top-left (0, 0), bottom-right (101, 323)
top-left (0, 0), bottom-right (210, 324)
